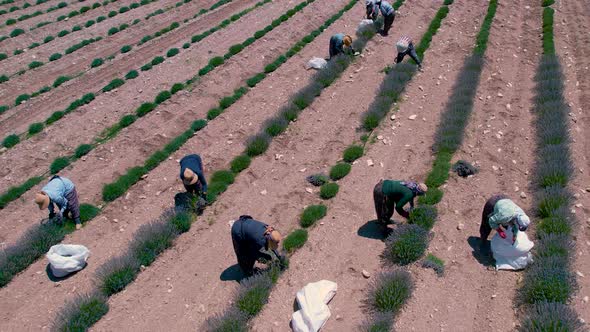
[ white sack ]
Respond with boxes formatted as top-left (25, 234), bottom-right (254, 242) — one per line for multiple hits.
top-left (357, 19), bottom-right (374, 34)
top-left (307, 57), bottom-right (327, 70)
top-left (46, 244), bottom-right (90, 277)
top-left (491, 227), bottom-right (534, 270)
top-left (291, 280), bottom-right (338, 332)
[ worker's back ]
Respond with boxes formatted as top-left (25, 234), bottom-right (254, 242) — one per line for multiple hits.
top-left (231, 217), bottom-right (267, 251)
top-left (381, 180), bottom-right (412, 201)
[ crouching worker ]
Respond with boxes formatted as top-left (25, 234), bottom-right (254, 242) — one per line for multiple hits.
top-left (366, 0), bottom-right (380, 21)
top-left (395, 35), bottom-right (422, 69)
top-left (480, 194), bottom-right (531, 246)
top-left (379, 0), bottom-right (396, 36)
top-left (231, 215), bottom-right (285, 276)
top-left (179, 154), bottom-right (208, 211)
top-left (328, 34), bottom-right (356, 59)
top-left (34, 176), bottom-right (81, 229)
top-left (482, 195), bottom-right (534, 270)
top-left (373, 180), bottom-right (428, 224)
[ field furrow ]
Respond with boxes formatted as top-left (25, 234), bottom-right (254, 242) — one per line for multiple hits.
top-left (0, 0), bottom-right (354, 329)
top-left (0, 0), bottom-right (205, 75)
top-left (246, 1), bottom-right (489, 330)
top-left (394, 1), bottom-right (540, 331)
top-left (0, 0), bottom-right (142, 40)
top-left (0, 0), bottom-right (210, 107)
top-left (553, 0), bottom-right (590, 323)
top-left (0, 0), bottom-right (587, 330)
top-left (0, 0), bottom-right (275, 193)
top-left (88, 3), bottom-right (432, 331)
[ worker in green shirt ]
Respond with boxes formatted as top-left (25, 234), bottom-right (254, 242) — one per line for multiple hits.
top-left (373, 180), bottom-right (428, 224)
top-left (480, 194), bottom-right (530, 245)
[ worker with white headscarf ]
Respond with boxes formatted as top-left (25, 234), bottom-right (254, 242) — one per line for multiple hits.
top-left (480, 194), bottom-right (531, 245)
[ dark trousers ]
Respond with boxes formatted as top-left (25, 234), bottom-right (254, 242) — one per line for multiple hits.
top-left (231, 238), bottom-right (272, 275)
top-left (374, 180), bottom-right (394, 223)
top-left (366, 5), bottom-right (377, 20)
top-left (382, 13), bottom-right (395, 35)
top-left (329, 37), bottom-right (340, 59)
top-left (396, 43), bottom-right (422, 67)
top-left (184, 182), bottom-right (203, 196)
top-left (480, 194), bottom-right (508, 242)
top-left (65, 188), bottom-right (81, 224)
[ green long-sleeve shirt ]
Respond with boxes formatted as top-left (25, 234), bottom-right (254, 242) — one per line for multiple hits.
top-left (382, 180), bottom-right (414, 216)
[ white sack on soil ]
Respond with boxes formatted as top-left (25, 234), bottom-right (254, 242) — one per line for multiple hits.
top-left (46, 244), bottom-right (90, 277)
top-left (357, 19), bottom-right (374, 34)
top-left (307, 57), bottom-right (327, 70)
top-left (291, 280), bottom-right (338, 332)
top-left (491, 227), bottom-right (534, 270)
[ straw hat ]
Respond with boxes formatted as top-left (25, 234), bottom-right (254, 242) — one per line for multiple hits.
top-left (266, 228), bottom-right (282, 250)
top-left (418, 183), bottom-right (428, 194)
top-left (182, 168), bottom-right (199, 186)
top-left (34, 192), bottom-right (50, 210)
top-left (343, 35), bottom-right (352, 47)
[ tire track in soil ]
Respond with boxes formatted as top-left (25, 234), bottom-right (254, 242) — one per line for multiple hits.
top-left (248, 1), bottom-right (489, 331)
top-left (394, 1), bottom-right (540, 331)
top-left (553, 0), bottom-right (590, 323)
top-left (90, 2), bottom-right (441, 331)
top-left (0, 0), bottom-right (143, 44)
top-left (0, 0), bottom-right (270, 192)
top-left (0, 0), bottom-right (224, 120)
top-left (0, 0), bottom-right (206, 76)
top-left (0, 1), bottom-right (354, 330)
top-left (0, 0), bottom-right (307, 242)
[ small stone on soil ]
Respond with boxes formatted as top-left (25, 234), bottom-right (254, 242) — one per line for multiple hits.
top-left (408, 114), bottom-right (417, 120)
top-left (362, 270), bottom-right (371, 278)
top-left (520, 192), bottom-right (527, 199)
top-left (260, 190), bottom-right (267, 195)
top-left (457, 224), bottom-right (464, 230)
top-left (576, 271), bottom-right (585, 277)
top-left (367, 159), bottom-right (374, 167)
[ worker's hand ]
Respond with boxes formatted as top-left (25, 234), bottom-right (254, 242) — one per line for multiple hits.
top-left (497, 227), bottom-right (506, 239)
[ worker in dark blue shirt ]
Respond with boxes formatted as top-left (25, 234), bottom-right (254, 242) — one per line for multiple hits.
top-left (179, 154), bottom-right (208, 198)
top-left (231, 215), bottom-right (283, 276)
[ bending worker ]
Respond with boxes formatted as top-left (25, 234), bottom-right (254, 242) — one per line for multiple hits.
top-left (34, 176), bottom-right (82, 229)
top-left (231, 215), bottom-right (283, 276)
top-left (179, 154), bottom-right (207, 199)
top-left (328, 33), bottom-right (354, 59)
top-left (366, 0), bottom-right (380, 21)
top-left (373, 179), bottom-right (428, 224)
top-left (379, 0), bottom-right (396, 36)
top-left (481, 194), bottom-right (531, 245)
top-left (395, 35), bottom-right (422, 69)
